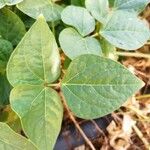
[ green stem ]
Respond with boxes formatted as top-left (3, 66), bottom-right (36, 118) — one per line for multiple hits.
top-left (116, 51), bottom-right (150, 59)
top-left (51, 22), bottom-right (55, 37)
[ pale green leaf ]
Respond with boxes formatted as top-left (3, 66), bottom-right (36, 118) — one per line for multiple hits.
top-left (59, 28), bottom-right (102, 59)
top-left (7, 16), bottom-right (61, 87)
top-left (17, 0), bottom-right (63, 22)
top-left (100, 38), bottom-right (116, 58)
top-left (0, 74), bottom-right (12, 106)
top-left (61, 54), bottom-right (144, 119)
top-left (0, 0), bottom-right (23, 9)
top-left (0, 39), bottom-right (13, 74)
top-left (7, 16), bottom-right (63, 150)
top-left (10, 85), bottom-right (63, 150)
top-left (61, 6), bottom-right (95, 36)
top-left (85, 0), bottom-right (109, 24)
top-left (0, 8), bottom-right (26, 46)
top-left (100, 10), bottom-right (150, 50)
top-left (114, 0), bottom-right (149, 13)
top-left (0, 122), bottom-right (37, 150)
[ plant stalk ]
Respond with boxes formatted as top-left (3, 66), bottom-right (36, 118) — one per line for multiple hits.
top-left (116, 51), bottom-right (150, 59)
top-left (136, 94), bottom-right (150, 100)
top-left (60, 92), bottom-right (96, 150)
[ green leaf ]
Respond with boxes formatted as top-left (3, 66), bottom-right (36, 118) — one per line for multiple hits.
top-left (114, 0), bottom-right (150, 13)
top-left (61, 6), bottom-right (95, 36)
top-left (7, 16), bottom-right (61, 87)
top-left (0, 0), bottom-right (23, 9)
top-left (85, 0), bottom-right (109, 24)
top-left (17, 0), bottom-right (63, 22)
top-left (0, 39), bottom-right (13, 74)
top-left (10, 85), bottom-right (63, 150)
top-left (0, 122), bottom-right (37, 150)
top-left (59, 28), bottom-right (102, 59)
top-left (7, 16), bottom-right (63, 150)
top-left (71, 0), bottom-right (85, 6)
top-left (0, 74), bottom-right (12, 106)
top-left (0, 8), bottom-right (26, 46)
top-left (61, 54), bottom-right (144, 119)
top-left (100, 10), bottom-right (150, 50)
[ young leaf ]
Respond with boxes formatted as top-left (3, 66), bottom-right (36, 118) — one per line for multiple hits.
top-left (0, 8), bottom-right (26, 46)
top-left (7, 16), bottom-right (63, 150)
top-left (100, 10), bottom-right (150, 50)
top-left (61, 54), bottom-right (144, 119)
top-left (114, 0), bottom-right (150, 14)
top-left (85, 0), bottom-right (109, 24)
top-left (0, 122), bottom-right (37, 150)
top-left (10, 85), bottom-right (63, 150)
top-left (61, 6), bottom-right (95, 36)
top-left (0, 0), bottom-right (23, 9)
top-left (100, 38), bottom-right (116, 58)
top-left (7, 16), bottom-right (61, 87)
top-left (59, 28), bottom-right (102, 59)
top-left (17, 0), bottom-right (63, 22)
top-left (0, 39), bottom-right (13, 74)
top-left (0, 74), bottom-right (12, 106)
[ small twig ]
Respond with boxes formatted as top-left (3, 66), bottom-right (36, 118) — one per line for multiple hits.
top-left (90, 120), bottom-right (108, 144)
top-left (116, 51), bottom-right (150, 59)
top-left (127, 106), bottom-right (149, 120)
top-left (133, 124), bottom-right (150, 149)
top-left (136, 94), bottom-right (150, 100)
top-left (60, 92), bottom-right (96, 150)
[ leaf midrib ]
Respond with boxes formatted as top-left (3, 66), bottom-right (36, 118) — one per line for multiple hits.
top-left (63, 83), bottom-right (140, 87)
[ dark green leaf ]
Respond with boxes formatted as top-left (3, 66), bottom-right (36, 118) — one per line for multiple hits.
top-left (0, 8), bottom-right (26, 46)
top-left (0, 74), bottom-right (11, 106)
top-left (71, 0), bottom-right (85, 6)
top-left (0, 39), bottom-right (13, 74)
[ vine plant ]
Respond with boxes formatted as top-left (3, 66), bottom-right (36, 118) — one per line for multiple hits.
top-left (0, 0), bottom-right (150, 150)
